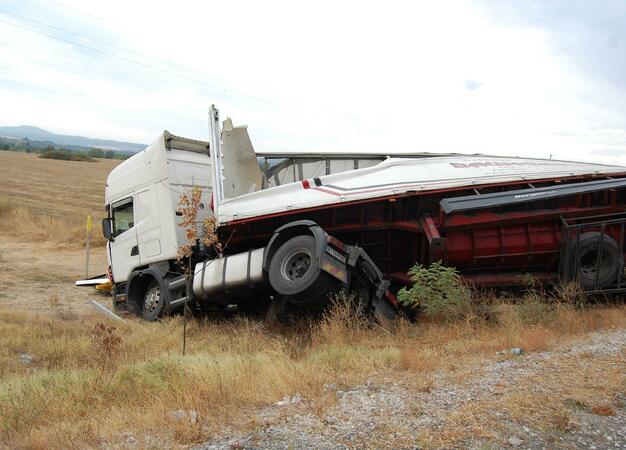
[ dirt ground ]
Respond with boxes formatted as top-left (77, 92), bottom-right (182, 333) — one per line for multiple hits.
top-left (0, 233), bottom-right (109, 313)
top-left (0, 150), bottom-right (116, 312)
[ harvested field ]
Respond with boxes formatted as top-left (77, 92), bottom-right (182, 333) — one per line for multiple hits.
top-left (0, 234), bottom-right (108, 312)
top-left (0, 151), bottom-right (114, 311)
top-left (0, 150), bottom-right (119, 224)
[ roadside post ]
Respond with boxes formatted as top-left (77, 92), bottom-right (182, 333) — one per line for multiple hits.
top-left (85, 215), bottom-right (93, 278)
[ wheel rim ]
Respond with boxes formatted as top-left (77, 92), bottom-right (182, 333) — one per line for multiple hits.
top-left (579, 248), bottom-right (611, 279)
top-left (280, 247), bottom-right (312, 281)
top-left (144, 285), bottom-right (161, 314)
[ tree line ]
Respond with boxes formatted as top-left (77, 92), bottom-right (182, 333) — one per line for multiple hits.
top-left (0, 141), bottom-right (131, 160)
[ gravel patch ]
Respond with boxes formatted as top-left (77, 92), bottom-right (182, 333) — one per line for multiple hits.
top-left (197, 329), bottom-right (626, 450)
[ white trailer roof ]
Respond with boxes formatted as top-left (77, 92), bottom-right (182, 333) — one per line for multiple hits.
top-left (256, 151), bottom-right (473, 158)
top-left (217, 154), bottom-right (626, 223)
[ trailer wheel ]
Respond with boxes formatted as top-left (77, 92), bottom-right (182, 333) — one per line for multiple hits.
top-left (142, 279), bottom-right (164, 321)
top-left (564, 232), bottom-right (623, 290)
top-left (268, 235), bottom-right (337, 307)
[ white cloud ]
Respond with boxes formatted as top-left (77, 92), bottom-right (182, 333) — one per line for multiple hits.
top-left (1, 0), bottom-right (626, 164)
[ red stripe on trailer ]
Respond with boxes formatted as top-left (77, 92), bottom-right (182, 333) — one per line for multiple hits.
top-left (312, 186), bottom-right (342, 196)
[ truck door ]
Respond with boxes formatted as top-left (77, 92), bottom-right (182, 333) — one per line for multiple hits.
top-left (110, 197), bottom-right (140, 282)
top-left (134, 188), bottom-right (162, 265)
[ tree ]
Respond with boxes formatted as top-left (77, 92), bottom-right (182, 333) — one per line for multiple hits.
top-left (88, 148), bottom-right (105, 158)
top-left (104, 150), bottom-right (115, 159)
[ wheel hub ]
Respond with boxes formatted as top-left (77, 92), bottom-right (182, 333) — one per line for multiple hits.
top-left (280, 248), bottom-right (312, 281)
top-left (579, 249), bottom-right (610, 277)
top-left (144, 286), bottom-right (161, 313)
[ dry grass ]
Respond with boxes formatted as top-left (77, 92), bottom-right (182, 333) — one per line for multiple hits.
top-left (0, 199), bottom-right (103, 246)
top-left (0, 151), bottom-right (118, 246)
top-left (0, 151), bottom-right (117, 220)
top-left (1, 298), bottom-right (625, 449)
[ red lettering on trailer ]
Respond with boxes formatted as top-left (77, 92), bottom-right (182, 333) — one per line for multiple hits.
top-left (451, 160), bottom-right (568, 169)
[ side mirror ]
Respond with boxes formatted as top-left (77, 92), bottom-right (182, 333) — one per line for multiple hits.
top-left (102, 217), bottom-right (114, 242)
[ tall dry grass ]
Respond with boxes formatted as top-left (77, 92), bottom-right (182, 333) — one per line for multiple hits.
top-left (1, 292), bottom-right (625, 449)
top-left (0, 199), bottom-right (104, 247)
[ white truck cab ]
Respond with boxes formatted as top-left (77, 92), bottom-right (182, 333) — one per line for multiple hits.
top-left (103, 132), bottom-right (213, 283)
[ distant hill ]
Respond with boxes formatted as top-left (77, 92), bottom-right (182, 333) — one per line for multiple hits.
top-left (0, 125), bottom-right (146, 153)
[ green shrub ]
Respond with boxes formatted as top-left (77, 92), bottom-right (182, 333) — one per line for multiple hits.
top-left (397, 261), bottom-right (470, 319)
top-left (39, 149), bottom-right (95, 162)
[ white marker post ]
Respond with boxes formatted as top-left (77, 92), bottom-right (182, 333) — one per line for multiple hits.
top-left (85, 215), bottom-right (93, 279)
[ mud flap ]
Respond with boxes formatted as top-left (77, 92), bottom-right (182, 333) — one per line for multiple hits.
top-left (372, 296), bottom-right (397, 329)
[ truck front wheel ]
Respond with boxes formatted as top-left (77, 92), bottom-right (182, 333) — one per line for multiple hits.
top-left (268, 235), bottom-right (337, 308)
top-left (142, 279), bottom-right (164, 321)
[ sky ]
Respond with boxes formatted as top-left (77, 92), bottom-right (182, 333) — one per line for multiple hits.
top-left (1, 0), bottom-right (626, 164)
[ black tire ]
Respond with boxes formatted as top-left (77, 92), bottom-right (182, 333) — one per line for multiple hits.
top-left (142, 279), bottom-right (165, 321)
top-left (563, 232), bottom-right (623, 290)
top-left (113, 286), bottom-right (138, 315)
top-left (268, 235), bottom-right (338, 308)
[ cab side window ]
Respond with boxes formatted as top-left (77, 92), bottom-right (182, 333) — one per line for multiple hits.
top-left (112, 199), bottom-right (134, 237)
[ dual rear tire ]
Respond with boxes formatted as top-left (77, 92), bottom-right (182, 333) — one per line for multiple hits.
top-left (267, 235), bottom-right (338, 308)
top-left (562, 232), bottom-right (624, 290)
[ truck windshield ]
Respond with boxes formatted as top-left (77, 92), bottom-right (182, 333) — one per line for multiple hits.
top-left (112, 199), bottom-right (134, 237)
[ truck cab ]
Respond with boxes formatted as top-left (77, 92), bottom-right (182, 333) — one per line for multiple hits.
top-left (101, 117), bottom-right (274, 318)
top-left (103, 132), bottom-right (213, 284)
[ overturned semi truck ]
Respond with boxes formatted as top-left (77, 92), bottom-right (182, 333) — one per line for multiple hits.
top-left (101, 106), bottom-right (626, 321)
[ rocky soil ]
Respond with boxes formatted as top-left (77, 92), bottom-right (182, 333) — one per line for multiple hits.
top-left (198, 329), bottom-right (626, 449)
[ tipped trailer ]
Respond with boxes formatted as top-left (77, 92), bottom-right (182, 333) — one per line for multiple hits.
top-left (101, 106), bottom-right (626, 321)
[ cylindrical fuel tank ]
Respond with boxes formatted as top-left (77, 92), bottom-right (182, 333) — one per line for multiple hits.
top-left (193, 248), bottom-right (265, 302)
